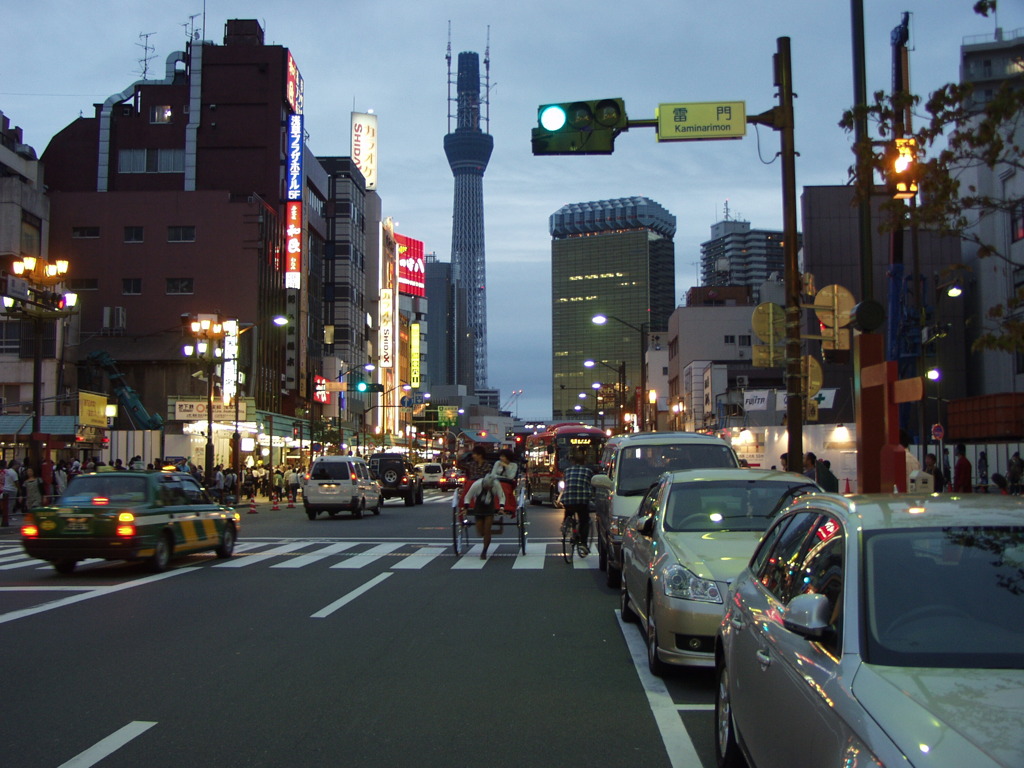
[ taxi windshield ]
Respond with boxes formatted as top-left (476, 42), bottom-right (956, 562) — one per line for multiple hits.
top-left (60, 475), bottom-right (149, 504)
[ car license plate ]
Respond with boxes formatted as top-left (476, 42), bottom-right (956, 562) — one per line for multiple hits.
top-left (64, 517), bottom-right (91, 532)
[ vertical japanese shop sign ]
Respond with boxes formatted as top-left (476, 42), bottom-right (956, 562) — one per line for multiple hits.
top-left (410, 323), bottom-right (421, 388)
top-left (351, 112), bottom-right (378, 191)
top-left (379, 288), bottom-right (394, 369)
top-left (395, 233), bottom-right (426, 297)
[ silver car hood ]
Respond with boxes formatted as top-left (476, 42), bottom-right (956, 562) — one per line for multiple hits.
top-left (852, 664), bottom-right (1024, 767)
top-left (662, 530), bottom-right (764, 584)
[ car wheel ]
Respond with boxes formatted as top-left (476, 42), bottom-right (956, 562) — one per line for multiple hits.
top-left (305, 508), bottom-right (317, 521)
top-left (215, 524), bottom-right (236, 559)
top-left (597, 539), bottom-right (608, 572)
top-left (53, 559), bottom-right (78, 574)
top-left (646, 595), bottom-right (668, 677)
top-left (353, 498), bottom-right (365, 519)
top-left (404, 490), bottom-right (415, 507)
top-left (606, 560), bottom-right (621, 588)
top-left (383, 469), bottom-right (399, 485)
top-left (373, 495), bottom-right (383, 515)
top-left (148, 531), bottom-right (172, 572)
top-left (715, 661), bottom-right (744, 768)
top-left (620, 576), bottom-right (638, 623)
top-left (416, 486), bottom-right (424, 505)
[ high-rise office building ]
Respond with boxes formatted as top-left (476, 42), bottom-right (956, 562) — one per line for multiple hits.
top-left (550, 197), bottom-right (676, 424)
top-left (699, 209), bottom-right (797, 303)
top-left (444, 46), bottom-right (492, 392)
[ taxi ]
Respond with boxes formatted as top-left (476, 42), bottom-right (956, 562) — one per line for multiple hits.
top-left (21, 470), bottom-right (240, 574)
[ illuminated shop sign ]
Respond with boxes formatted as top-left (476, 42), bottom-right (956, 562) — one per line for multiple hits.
top-left (395, 233), bottom-right (426, 298)
top-left (313, 375), bottom-right (330, 405)
top-left (410, 323), bottom-right (421, 387)
top-left (351, 112), bottom-right (378, 191)
top-left (285, 201), bottom-right (302, 289)
top-left (286, 51), bottom-right (304, 115)
top-left (379, 288), bottom-right (394, 369)
top-left (287, 113), bottom-right (304, 202)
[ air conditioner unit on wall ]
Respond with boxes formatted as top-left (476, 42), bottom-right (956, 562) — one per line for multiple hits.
top-left (736, 375), bottom-right (749, 387)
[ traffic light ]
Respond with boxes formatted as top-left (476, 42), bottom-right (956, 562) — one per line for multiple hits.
top-left (532, 98), bottom-right (628, 155)
top-left (349, 375), bottom-right (367, 392)
top-left (887, 137), bottom-right (919, 200)
top-left (365, 383), bottom-right (385, 393)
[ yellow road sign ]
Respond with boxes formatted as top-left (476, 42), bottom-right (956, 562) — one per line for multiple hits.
top-left (656, 101), bottom-right (746, 141)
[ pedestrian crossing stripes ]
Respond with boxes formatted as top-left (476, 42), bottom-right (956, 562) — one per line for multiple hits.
top-left (0, 540), bottom-right (600, 573)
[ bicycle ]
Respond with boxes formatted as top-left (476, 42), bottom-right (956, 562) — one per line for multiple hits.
top-left (560, 507), bottom-right (594, 563)
top-left (452, 506), bottom-right (471, 556)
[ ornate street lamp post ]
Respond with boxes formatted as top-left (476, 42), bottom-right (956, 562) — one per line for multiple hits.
top-left (182, 313), bottom-right (225, 487)
top-left (2, 256), bottom-right (78, 472)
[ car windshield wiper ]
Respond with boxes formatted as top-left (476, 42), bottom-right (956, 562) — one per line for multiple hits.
top-left (766, 484), bottom-right (819, 517)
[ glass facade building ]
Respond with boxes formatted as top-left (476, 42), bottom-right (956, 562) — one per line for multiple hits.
top-left (550, 197), bottom-right (676, 424)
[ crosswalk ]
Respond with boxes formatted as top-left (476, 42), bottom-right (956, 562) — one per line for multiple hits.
top-left (0, 539), bottom-right (602, 574)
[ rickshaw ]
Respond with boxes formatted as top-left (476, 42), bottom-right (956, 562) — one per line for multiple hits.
top-left (451, 470), bottom-right (528, 557)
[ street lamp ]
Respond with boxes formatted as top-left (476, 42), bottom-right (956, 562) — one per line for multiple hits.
top-left (2, 256), bottom-right (79, 472)
top-left (592, 314), bottom-right (649, 430)
top-left (584, 358), bottom-right (626, 432)
top-left (183, 313), bottom-right (226, 487)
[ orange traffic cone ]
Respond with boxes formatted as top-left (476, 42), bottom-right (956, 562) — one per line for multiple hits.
top-left (843, 477), bottom-right (852, 494)
top-left (270, 494), bottom-right (280, 511)
top-left (287, 496), bottom-right (295, 509)
top-left (248, 499), bottom-right (258, 515)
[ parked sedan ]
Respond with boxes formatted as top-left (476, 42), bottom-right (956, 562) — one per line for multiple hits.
top-left (715, 493), bottom-right (1024, 768)
top-left (21, 470), bottom-right (240, 573)
top-left (621, 468), bottom-right (818, 675)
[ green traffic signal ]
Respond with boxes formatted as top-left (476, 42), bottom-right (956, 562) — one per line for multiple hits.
top-left (532, 98), bottom-right (628, 156)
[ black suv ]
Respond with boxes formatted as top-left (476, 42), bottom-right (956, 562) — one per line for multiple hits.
top-left (368, 453), bottom-right (424, 506)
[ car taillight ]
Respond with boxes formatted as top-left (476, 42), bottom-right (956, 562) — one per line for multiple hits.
top-left (22, 523), bottom-right (39, 538)
top-left (92, 496), bottom-right (110, 506)
top-left (116, 511), bottom-right (135, 538)
top-left (350, 469), bottom-right (358, 481)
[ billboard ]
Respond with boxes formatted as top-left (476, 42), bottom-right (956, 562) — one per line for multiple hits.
top-left (379, 288), bottom-right (394, 369)
top-left (286, 113), bottom-right (303, 202)
top-left (286, 51), bottom-right (304, 115)
top-left (351, 112), bottom-right (378, 190)
top-left (285, 201), bottom-right (302, 289)
top-left (395, 233), bottom-right (425, 297)
top-left (410, 323), bottom-right (421, 388)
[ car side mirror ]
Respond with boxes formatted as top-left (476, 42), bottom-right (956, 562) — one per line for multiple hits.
top-left (637, 515), bottom-right (655, 537)
top-left (782, 592), bottom-right (832, 639)
top-left (591, 474), bottom-right (613, 490)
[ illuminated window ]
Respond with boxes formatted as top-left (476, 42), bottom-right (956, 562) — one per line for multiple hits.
top-left (149, 105), bottom-right (173, 124)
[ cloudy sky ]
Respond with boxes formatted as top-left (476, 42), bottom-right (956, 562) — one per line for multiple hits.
top-left (3, 1), bottom-right (1018, 419)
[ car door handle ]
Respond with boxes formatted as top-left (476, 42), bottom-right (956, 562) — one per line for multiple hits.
top-left (730, 616), bottom-right (744, 630)
top-left (756, 649), bottom-right (771, 669)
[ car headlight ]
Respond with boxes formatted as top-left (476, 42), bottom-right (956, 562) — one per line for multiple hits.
top-left (662, 563), bottom-right (723, 603)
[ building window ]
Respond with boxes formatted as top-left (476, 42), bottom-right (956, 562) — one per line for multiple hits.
top-left (0, 320), bottom-right (20, 355)
top-left (118, 148), bottom-right (185, 174)
top-left (724, 335), bottom-right (736, 344)
top-left (67, 278), bottom-right (98, 291)
top-left (1012, 202), bottom-right (1024, 243)
top-left (124, 226), bottom-right (144, 243)
top-left (739, 334), bottom-right (751, 346)
top-left (167, 226), bottom-right (195, 243)
top-left (72, 226), bottom-right (100, 239)
top-left (166, 278), bottom-right (194, 295)
top-left (150, 105), bottom-right (173, 124)
top-left (122, 278), bottom-right (142, 295)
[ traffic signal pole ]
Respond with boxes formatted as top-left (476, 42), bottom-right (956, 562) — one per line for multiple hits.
top-left (747, 37), bottom-right (802, 472)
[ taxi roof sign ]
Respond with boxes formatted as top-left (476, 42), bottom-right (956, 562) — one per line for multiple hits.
top-left (656, 101), bottom-right (746, 141)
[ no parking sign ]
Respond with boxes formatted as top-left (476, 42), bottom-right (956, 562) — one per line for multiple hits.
top-left (931, 423), bottom-right (945, 441)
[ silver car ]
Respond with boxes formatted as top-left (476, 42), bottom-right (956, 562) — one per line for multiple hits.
top-left (716, 493), bottom-right (1024, 768)
top-left (620, 468), bottom-right (818, 675)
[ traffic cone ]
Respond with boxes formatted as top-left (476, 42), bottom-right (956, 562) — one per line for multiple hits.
top-left (287, 495), bottom-right (295, 509)
top-left (843, 478), bottom-right (852, 494)
top-left (270, 494), bottom-right (280, 511)
top-left (248, 498), bottom-right (258, 515)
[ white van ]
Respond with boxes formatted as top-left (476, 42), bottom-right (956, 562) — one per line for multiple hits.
top-left (414, 462), bottom-right (444, 489)
top-left (303, 456), bottom-right (382, 520)
top-left (592, 432), bottom-right (740, 586)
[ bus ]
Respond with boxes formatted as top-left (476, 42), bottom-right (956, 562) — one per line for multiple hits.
top-left (524, 423), bottom-right (607, 506)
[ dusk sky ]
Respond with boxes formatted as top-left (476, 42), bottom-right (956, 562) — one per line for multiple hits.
top-left (3, 1), bottom-right (1018, 419)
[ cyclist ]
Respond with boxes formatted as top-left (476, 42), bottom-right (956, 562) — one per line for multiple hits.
top-left (559, 450), bottom-right (594, 554)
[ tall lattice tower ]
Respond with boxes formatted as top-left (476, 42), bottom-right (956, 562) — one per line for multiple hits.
top-left (444, 34), bottom-right (493, 391)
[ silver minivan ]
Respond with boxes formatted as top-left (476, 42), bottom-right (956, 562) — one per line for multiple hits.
top-left (592, 432), bottom-right (739, 587)
top-left (303, 456), bottom-right (382, 519)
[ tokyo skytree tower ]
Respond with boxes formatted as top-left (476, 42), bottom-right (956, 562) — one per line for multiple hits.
top-left (444, 36), bottom-right (493, 391)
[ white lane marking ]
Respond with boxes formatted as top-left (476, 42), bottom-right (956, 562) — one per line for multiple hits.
top-left (311, 572), bottom-right (392, 618)
top-left (0, 558), bottom-right (51, 571)
top-left (573, 552), bottom-right (600, 570)
top-left (616, 610), bottom-right (704, 768)
top-left (390, 546), bottom-right (446, 570)
top-left (270, 541), bottom-right (358, 568)
top-left (0, 550), bottom-right (29, 563)
top-left (212, 540), bottom-right (311, 567)
top-left (451, 543), bottom-right (489, 569)
top-left (329, 542), bottom-right (402, 569)
top-left (0, 586), bottom-right (95, 592)
top-left (57, 720), bottom-right (157, 768)
top-left (0, 568), bottom-right (193, 626)
top-left (512, 544), bottom-right (547, 569)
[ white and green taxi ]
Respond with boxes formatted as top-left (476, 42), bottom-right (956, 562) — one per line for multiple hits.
top-left (21, 470), bottom-right (240, 573)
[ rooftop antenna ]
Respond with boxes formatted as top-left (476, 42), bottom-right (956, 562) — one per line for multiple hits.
top-left (183, 13), bottom-right (201, 44)
top-left (723, 200), bottom-right (732, 221)
top-left (483, 25), bottom-right (491, 134)
top-left (446, 20), bottom-right (453, 134)
top-left (136, 32), bottom-right (157, 80)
